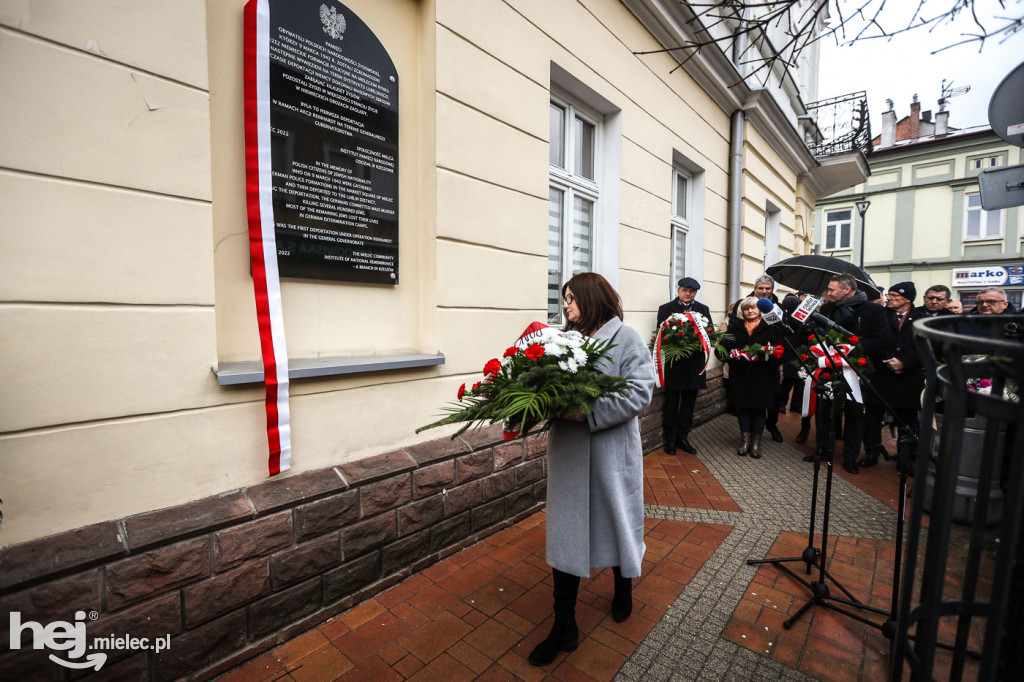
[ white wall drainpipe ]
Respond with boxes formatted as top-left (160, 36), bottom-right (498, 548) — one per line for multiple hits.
top-left (728, 109), bottom-right (745, 305)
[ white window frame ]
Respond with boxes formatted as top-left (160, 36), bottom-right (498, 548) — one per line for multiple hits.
top-left (669, 168), bottom-right (691, 298)
top-left (548, 94), bottom-right (602, 325)
top-left (964, 191), bottom-right (1004, 241)
top-left (824, 209), bottom-right (853, 251)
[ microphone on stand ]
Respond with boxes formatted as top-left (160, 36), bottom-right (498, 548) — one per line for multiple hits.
top-left (790, 295), bottom-right (855, 337)
top-left (756, 297), bottom-right (784, 325)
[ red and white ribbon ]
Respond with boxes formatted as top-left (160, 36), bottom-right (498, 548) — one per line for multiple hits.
top-left (800, 375), bottom-right (817, 417)
top-left (652, 325), bottom-right (666, 387)
top-left (684, 312), bottom-right (712, 375)
top-left (810, 343), bottom-right (863, 404)
top-left (244, 0), bottom-right (291, 475)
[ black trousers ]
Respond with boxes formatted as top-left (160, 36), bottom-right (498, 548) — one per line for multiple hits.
top-left (863, 403), bottom-right (920, 461)
top-left (662, 388), bottom-right (698, 444)
top-left (815, 398), bottom-right (865, 466)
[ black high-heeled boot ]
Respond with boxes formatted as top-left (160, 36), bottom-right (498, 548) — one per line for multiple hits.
top-left (611, 566), bottom-right (633, 622)
top-left (529, 568), bottom-right (580, 666)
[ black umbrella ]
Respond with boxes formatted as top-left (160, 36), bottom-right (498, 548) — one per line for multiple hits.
top-left (766, 254), bottom-right (881, 300)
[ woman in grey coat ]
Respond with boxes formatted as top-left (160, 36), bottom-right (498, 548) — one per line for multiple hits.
top-left (529, 272), bottom-right (656, 666)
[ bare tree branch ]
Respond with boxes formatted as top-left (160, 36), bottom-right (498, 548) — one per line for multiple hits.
top-left (634, 1), bottom-right (1023, 88)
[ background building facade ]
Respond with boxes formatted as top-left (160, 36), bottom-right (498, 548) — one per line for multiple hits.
top-left (816, 97), bottom-right (1024, 306)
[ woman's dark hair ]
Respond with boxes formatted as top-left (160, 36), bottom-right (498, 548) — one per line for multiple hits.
top-left (561, 272), bottom-right (622, 334)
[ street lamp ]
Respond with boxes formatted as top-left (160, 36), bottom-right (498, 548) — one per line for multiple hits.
top-left (855, 197), bottom-right (871, 268)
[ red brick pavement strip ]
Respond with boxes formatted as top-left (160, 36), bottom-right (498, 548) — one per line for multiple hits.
top-left (218, 514), bottom-right (730, 681)
top-left (723, 530), bottom-right (895, 681)
top-left (642, 451), bottom-right (742, 512)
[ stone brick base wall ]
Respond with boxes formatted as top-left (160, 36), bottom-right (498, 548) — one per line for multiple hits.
top-left (0, 369), bottom-right (722, 680)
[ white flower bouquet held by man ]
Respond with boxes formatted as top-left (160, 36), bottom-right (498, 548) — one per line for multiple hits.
top-left (417, 322), bottom-right (630, 441)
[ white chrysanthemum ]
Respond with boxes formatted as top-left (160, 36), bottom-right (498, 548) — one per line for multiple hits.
top-left (558, 360), bottom-right (569, 372)
top-left (544, 342), bottom-right (566, 357)
top-left (572, 347), bottom-right (588, 365)
top-left (564, 330), bottom-right (584, 344)
top-left (566, 358), bottom-right (579, 373)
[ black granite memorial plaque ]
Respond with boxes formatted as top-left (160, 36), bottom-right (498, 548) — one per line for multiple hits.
top-left (266, 0), bottom-right (398, 284)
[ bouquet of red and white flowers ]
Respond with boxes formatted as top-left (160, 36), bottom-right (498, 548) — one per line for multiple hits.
top-left (648, 312), bottom-right (730, 384)
top-left (792, 329), bottom-right (872, 409)
top-left (729, 342), bottom-right (785, 362)
top-left (417, 322), bottom-right (630, 440)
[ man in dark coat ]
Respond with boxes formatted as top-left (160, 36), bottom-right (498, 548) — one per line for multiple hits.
top-left (810, 273), bottom-right (894, 474)
top-left (861, 282), bottom-right (925, 468)
top-left (657, 277), bottom-right (712, 455)
top-left (913, 284), bottom-right (956, 318)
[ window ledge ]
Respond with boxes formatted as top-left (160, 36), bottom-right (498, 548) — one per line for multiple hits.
top-left (215, 352), bottom-right (445, 386)
top-left (962, 237), bottom-right (1004, 244)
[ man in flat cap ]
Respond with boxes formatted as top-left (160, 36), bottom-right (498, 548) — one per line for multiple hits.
top-left (657, 277), bottom-right (711, 455)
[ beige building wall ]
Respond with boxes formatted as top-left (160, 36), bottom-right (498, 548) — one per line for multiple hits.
top-left (2, 0), bottom-right (821, 547)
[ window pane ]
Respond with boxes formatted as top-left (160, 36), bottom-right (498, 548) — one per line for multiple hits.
top-left (840, 223), bottom-right (851, 249)
top-left (967, 193), bottom-right (981, 209)
top-left (571, 196), bottom-right (593, 274)
top-left (984, 209), bottom-right (1001, 238)
top-left (574, 116), bottom-right (595, 180)
top-left (548, 188), bottom-right (564, 323)
top-left (827, 209), bottom-right (852, 222)
top-left (826, 224), bottom-right (836, 250)
top-left (674, 173), bottom-right (688, 219)
top-left (550, 103), bottom-right (565, 168)
top-left (673, 228), bottom-right (686, 278)
top-left (966, 209), bottom-right (980, 239)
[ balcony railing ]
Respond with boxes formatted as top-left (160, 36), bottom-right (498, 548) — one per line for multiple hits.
top-left (806, 91), bottom-right (872, 158)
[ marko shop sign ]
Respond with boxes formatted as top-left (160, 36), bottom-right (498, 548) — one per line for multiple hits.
top-left (953, 264), bottom-right (1024, 287)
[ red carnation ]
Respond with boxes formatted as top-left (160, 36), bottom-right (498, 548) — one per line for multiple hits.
top-left (457, 383), bottom-right (466, 401)
top-left (801, 354), bottom-right (809, 361)
top-left (850, 335), bottom-right (860, 344)
top-left (503, 429), bottom-right (520, 440)
top-left (808, 335), bottom-right (815, 341)
top-left (472, 382), bottom-right (481, 390)
top-left (822, 372), bottom-right (832, 380)
top-left (524, 344), bottom-right (545, 361)
top-left (503, 346), bottom-right (518, 358)
top-left (857, 357), bottom-right (867, 366)
top-left (483, 359), bottom-right (501, 376)
top-left (773, 346), bottom-right (785, 358)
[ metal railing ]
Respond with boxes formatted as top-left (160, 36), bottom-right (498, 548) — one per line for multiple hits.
top-left (805, 91), bottom-right (872, 158)
top-left (894, 314), bottom-right (1024, 680)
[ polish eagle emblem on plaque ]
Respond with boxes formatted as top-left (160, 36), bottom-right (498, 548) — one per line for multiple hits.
top-left (320, 4), bottom-right (346, 40)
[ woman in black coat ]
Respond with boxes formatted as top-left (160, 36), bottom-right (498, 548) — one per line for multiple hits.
top-left (720, 297), bottom-right (784, 458)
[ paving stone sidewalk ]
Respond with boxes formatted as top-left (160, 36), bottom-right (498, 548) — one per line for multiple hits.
top-left (218, 411), bottom-right (911, 681)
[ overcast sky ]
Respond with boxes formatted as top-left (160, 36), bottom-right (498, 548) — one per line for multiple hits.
top-left (817, 0), bottom-right (1024, 133)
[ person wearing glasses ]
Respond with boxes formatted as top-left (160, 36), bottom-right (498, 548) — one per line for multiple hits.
top-left (914, 285), bottom-right (956, 318)
top-left (957, 287), bottom-right (1017, 338)
top-left (529, 272), bottom-right (655, 667)
top-left (971, 287), bottom-right (1014, 315)
top-left (656, 277), bottom-right (712, 455)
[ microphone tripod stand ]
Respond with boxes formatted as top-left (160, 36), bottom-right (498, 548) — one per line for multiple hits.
top-left (746, 324), bottom-right (909, 634)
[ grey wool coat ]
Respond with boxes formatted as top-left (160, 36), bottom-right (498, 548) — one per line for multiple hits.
top-left (545, 317), bottom-right (656, 579)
